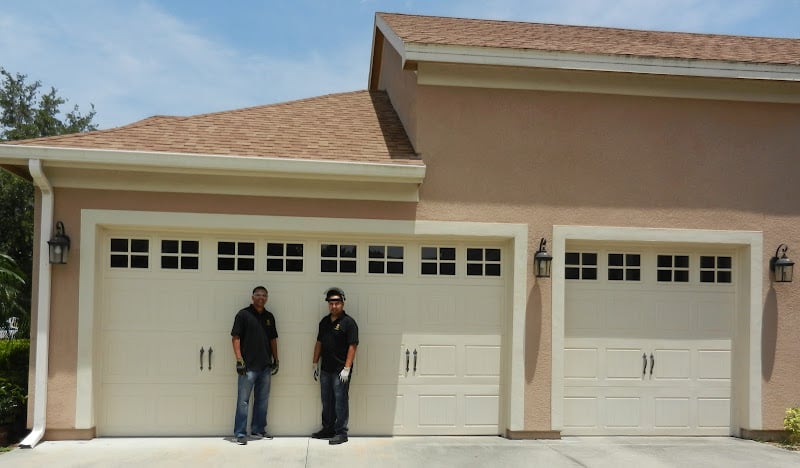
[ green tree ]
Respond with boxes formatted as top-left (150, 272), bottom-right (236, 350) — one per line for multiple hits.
top-left (0, 67), bottom-right (98, 337)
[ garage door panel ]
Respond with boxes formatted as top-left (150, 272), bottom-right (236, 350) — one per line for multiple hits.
top-left (564, 244), bottom-right (735, 436)
top-left (606, 348), bottom-right (646, 380)
top-left (565, 348), bottom-right (599, 379)
top-left (100, 233), bottom-right (507, 436)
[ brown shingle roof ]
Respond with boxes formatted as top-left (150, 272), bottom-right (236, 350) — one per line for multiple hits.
top-left (11, 90), bottom-right (421, 165)
top-left (377, 12), bottom-right (800, 66)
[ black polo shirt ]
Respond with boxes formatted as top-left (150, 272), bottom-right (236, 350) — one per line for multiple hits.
top-left (231, 305), bottom-right (278, 371)
top-left (317, 311), bottom-right (359, 373)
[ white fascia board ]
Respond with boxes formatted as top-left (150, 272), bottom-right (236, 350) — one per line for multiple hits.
top-left (0, 144), bottom-right (426, 184)
top-left (405, 44), bottom-right (800, 81)
top-left (375, 13), bottom-right (800, 82)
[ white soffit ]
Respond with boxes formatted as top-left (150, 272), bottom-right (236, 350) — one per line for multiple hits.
top-left (375, 16), bottom-right (800, 82)
top-left (0, 145), bottom-right (426, 202)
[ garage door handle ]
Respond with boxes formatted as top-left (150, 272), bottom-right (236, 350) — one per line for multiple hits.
top-left (649, 353), bottom-right (655, 377)
top-left (405, 349), bottom-right (410, 375)
top-left (208, 347), bottom-right (213, 371)
top-left (200, 347), bottom-right (205, 371)
top-left (642, 353), bottom-right (647, 377)
top-left (413, 349), bottom-right (418, 375)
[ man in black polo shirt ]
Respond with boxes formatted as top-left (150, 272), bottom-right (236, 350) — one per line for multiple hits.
top-left (311, 287), bottom-right (358, 445)
top-left (231, 285), bottom-right (279, 445)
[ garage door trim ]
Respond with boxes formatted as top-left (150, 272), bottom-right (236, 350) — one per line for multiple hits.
top-left (551, 225), bottom-right (763, 436)
top-left (76, 209), bottom-right (529, 432)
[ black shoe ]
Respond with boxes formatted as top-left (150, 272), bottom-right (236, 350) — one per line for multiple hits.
top-left (251, 432), bottom-right (272, 440)
top-left (328, 434), bottom-right (348, 445)
top-left (236, 436), bottom-right (248, 445)
top-left (311, 429), bottom-right (335, 439)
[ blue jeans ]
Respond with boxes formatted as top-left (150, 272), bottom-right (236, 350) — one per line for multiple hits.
top-left (319, 369), bottom-right (351, 436)
top-left (233, 368), bottom-right (271, 437)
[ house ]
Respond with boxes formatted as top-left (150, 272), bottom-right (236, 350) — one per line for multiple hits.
top-left (0, 12), bottom-right (798, 446)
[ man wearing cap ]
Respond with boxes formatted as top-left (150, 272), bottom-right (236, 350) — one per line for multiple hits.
top-left (311, 287), bottom-right (359, 445)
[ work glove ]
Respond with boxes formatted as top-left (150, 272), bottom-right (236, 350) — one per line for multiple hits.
top-left (236, 359), bottom-right (246, 376)
top-left (339, 367), bottom-right (350, 383)
top-left (271, 359), bottom-right (280, 376)
top-left (313, 362), bottom-right (319, 381)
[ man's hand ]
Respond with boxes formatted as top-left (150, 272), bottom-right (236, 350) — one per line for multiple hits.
top-left (236, 359), bottom-right (246, 376)
top-left (313, 363), bottom-right (319, 381)
top-left (339, 367), bottom-right (350, 383)
top-left (271, 359), bottom-right (280, 376)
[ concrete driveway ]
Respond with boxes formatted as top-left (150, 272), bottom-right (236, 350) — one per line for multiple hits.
top-left (0, 436), bottom-right (798, 467)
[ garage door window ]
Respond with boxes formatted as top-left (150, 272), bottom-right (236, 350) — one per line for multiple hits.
top-left (466, 248), bottom-right (501, 276)
top-left (266, 242), bottom-right (304, 272)
top-left (368, 245), bottom-right (404, 274)
top-left (217, 241), bottom-right (255, 271)
top-left (321, 244), bottom-right (357, 273)
top-left (161, 240), bottom-right (199, 270)
top-left (421, 247), bottom-right (456, 276)
top-left (700, 255), bottom-right (732, 283)
top-left (657, 254), bottom-right (689, 282)
top-left (565, 252), bottom-right (597, 280)
top-left (608, 253), bottom-right (640, 281)
top-left (110, 238), bottom-right (150, 269)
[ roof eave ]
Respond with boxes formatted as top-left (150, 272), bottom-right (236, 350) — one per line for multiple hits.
top-left (0, 144), bottom-right (426, 202)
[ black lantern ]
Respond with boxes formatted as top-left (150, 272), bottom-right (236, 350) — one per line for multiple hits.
top-left (533, 238), bottom-right (553, 278)
top-left (48, 221), bottom-right (71, 264)
top-left (770, 244), bottom-right (794, 283)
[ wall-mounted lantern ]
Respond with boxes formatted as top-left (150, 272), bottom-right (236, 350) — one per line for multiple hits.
top-left (48, 221), bottom-right (71, 264)
top-left (534, 238), bottom-right (553, 278)
top-left (770, 244), bottom-right (794, 283)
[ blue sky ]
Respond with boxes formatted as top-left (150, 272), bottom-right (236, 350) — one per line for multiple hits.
top-left (1, 0), bottom-right (798, 129)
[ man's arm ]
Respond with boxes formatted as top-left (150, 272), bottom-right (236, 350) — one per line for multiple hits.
top-left (232, 336), bottom-right (242, 360)
top-left (312, 341), bottom-right (321, 363)
top-left (270, 338), bottom-right (278, 361)
top-left (344, 343), bottom-right (357, 369)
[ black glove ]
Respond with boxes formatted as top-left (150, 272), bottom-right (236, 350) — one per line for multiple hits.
top-left (271, 359), bottom-right (280, 376)
top-left (236, 359), bottom-right (246, 376)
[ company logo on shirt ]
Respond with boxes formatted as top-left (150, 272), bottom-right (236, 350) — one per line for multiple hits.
top-left (334, 324), bottom-right (341, 331)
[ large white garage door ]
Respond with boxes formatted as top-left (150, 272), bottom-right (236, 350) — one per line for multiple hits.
top-left (97, 230), bottom-right (506, 436)
top-left (563, 243), bottom-right (735, 435)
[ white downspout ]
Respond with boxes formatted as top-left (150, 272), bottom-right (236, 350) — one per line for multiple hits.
top-left (20, 159), bottom-right (53, 448)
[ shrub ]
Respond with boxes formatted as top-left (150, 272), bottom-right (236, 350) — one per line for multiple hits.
top-left (785, 406), bottom-right (800, 445)
top-left (0, 339), bottom-right (29, 390)
top-left (0, 377), bottom-right (25, 425)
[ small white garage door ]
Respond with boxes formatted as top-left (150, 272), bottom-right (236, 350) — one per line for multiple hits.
top-left (563, 243), bottom-right (735, 435)
top-left (97, 230), bottom-right (506, 436)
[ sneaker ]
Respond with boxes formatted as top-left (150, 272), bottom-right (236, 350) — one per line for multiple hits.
top-left (328, 434), bottom-right (348, 445)
top-left (311, 429), bottom-right (335, 439)
top-left (236, 436), bottom-right (248, 445)
top-left (251, 432), bottom-right (273, 440)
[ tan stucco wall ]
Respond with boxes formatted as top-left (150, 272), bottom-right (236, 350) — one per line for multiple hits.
top-left (406, 83), bottom-right (800, 431)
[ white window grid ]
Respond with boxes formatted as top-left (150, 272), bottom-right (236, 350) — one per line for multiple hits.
top-left (368, 245), bottom-right (404, 275)
top-left (420, 246), bottom-right (457, 276)
top-left (266, 242), bottom-right (304, 272)
top-left (607, 253), bottom-right (641, 282)
top-left (466, 247), bottom-right (501, 277)
top-left (656, 254), bottom-right (690, 282)
top-left (160, 239), bottom-right (200, 270)
top-left (565, 251), bottom-right (598, 280)
top-left (217, 241), bottom-right (256, 271)
top-left (320, 243), bottom-right (358, 274)
top-left (109, 237), bottom-right (150, 269)
top-left (699, 255), bottom-right (733, 284)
